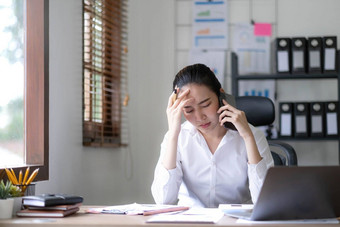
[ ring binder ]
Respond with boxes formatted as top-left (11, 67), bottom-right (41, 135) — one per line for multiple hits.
top-left (310, 102), bottom-right (325, 137)
top-left (308, 37), bottom-right (323, 74)
top-left (323, 36), bottom-right (337, 73)
top-left (279, 102), bottom-right (294, 137)
top-left (294, 102), bottom-right (310, 138)
top-left (292, 37), bottom-right (307, 74)
top-left (325, 101), bottom-right (339, 137)
top-left (276, 38), bottom-right (292, 74)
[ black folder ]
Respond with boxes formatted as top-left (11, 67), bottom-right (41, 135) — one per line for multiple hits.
top-left (276, 38), bottom-right (291, 74)
top-left (279, 102), bottom-right (294, 137)
top-left (310, 102), bottom-right (325, 137)
top-left (325, 101), bottom-right (339, 137)
top-left (23, 194), bottom-right (84, 207)
top-left (292, 37), bottom-right (307, 74)
top-left (323, 36), bottom-right (337, 73)
top-left (308, 37), bottom-right (323, 74)
top-left (293, 102), bottom-right (310, 138)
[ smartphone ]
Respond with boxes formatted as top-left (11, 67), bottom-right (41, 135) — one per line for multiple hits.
top-left (219, 92), bottom-right (237, 131)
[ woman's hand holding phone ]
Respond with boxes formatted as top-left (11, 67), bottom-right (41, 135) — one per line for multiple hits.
top-left (217, 99), bottom-right (253, 139)
top-left (218, 99), bottom-right (262, 164)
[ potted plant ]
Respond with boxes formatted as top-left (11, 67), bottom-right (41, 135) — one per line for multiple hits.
top-left (0, 180), bottom-right (14, 219)
top-left (10, 184), bottom-right (23, 216)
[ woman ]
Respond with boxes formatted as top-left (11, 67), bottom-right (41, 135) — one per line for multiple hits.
top-left (151, 64), bottom-right (274, 208)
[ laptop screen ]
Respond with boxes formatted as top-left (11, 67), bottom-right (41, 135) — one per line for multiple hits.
top-left (251, 166), bottom-right (340, 220)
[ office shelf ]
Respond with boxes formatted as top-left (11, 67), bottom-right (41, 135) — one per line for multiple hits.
top-left (231, 52), bottom-right (340, 164)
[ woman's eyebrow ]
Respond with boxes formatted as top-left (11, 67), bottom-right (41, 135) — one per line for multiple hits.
top-left (183, 98), bottom-right (211, 109)
top-left (198, 98), bottom-right (210, 105)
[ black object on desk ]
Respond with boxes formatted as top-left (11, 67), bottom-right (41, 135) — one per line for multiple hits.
top-left (23, 194), bottom-right (84, 207)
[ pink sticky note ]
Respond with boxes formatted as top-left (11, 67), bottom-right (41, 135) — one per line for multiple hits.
top-left (254, 23), bottom-right (272, 36)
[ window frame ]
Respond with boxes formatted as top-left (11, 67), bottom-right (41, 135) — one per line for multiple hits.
top-left (0, 0), bottom-right (49, 182)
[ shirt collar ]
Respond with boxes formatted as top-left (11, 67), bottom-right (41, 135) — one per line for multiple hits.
top-left (182, 121), bottom-right (198, 136)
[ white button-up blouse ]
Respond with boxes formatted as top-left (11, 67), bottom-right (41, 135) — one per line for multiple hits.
top-left (151, 121), bottom-right (274, 208)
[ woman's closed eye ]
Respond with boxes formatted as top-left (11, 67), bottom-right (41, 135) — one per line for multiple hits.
top-left (201, 102), bottom-right (211, 108)
top-left (184, 108), bottom-right (194, 114)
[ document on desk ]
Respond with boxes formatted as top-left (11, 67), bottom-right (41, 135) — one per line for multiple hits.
top-left (146, 208), bottom-right (224, 224)
top-left (85, 203), bottom-right (189, 216)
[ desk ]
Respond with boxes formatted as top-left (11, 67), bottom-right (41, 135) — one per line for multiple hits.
top-left (0, 206), bottom-right (339, 227)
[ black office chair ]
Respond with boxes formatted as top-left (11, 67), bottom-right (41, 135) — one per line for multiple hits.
top-left (235, 96), bottom-right (298, 166)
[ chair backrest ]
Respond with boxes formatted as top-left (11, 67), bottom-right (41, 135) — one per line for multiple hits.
top-left (235, 96), bottom-right (298, 166)
top-left (235, 96), bottom-right (275, 126)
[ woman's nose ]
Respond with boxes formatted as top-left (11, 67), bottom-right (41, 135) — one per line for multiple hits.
top-left (195, 110), bottom-right (206, 121)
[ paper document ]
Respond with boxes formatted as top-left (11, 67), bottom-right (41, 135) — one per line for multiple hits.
top-left (189, 50), bottom-right (226, 85)
top-left (192, 0), bottom-right (228, 50)
top-left (146, 208), bottom-right (224, 224)
top-left (86, 203), bottom-right (189, 216)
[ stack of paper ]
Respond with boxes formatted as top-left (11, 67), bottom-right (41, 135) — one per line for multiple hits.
top-left (146, 208), bottom-right (224, 224)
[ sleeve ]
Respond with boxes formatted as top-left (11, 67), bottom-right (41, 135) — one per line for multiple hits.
top-left (247, 126), bottom-right (274, 203)
top-left (151, 132), bottom-right (184, 205)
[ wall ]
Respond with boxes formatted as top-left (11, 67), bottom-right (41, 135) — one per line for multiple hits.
top-left (37, 0), bottom-right (175, 205)
top-left (175, 0), bottom-right (340, 166)
top-left (37, 0), bottom-right (338, 205)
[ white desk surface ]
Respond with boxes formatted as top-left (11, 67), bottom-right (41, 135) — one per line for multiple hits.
top-left (0, 206), bottom-right (339, 227)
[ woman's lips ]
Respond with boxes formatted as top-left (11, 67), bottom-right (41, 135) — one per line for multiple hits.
top-left (200, 122), bottom-right (211, 128)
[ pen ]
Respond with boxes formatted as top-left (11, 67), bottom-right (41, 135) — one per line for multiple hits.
top-left (10, 168), bottom-right (19, 185)
top-left (18, 170), bottom-right (23, 185)
top-left (5, 168), bottom-right (15, 184)
top-left (25, 168), bottom-right (39, 185)
top-left (22, 168), bottom-right (39, 193)
top-left (172, 88), bottom-right (177, 103)
top-left (23, 167), bottom-right (30, 185)
top-left (143, 206), bottom-right (189, 216)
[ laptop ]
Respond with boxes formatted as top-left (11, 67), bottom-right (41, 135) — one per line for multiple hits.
top-left (222, 166), bottom-right (340, 221)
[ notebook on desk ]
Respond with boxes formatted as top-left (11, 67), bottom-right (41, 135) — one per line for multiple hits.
top-left (221, 166), bottom-right (340, 221)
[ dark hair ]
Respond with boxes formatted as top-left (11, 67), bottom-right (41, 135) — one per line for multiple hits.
top-left (173, 63), bottom-right (221, 97)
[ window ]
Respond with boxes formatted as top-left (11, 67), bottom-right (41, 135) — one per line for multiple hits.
top-left (0, 0), bottom-right (49, 181)
top-left (0, 1), bottom-right (24, 166)
top-left (83, 0), bottom-right (128, 147)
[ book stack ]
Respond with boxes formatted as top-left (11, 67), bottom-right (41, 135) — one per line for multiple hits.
top-left (17, 194), bottom-right (83, 218)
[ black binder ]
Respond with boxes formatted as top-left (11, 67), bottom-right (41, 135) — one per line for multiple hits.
top-left (293, 102), bottom-right (310, 138)
top-left (23, 194), bottom-right (84, 207)
top-left (310, 102), bottom-right (325, 137)
top-left (308, 37), bottom-right (323, 74)
top-left (279, 102), bottom-right (294, 137)
top-left (323, 36), bottom-right (337, 73)
top-left (292, 37), bottom-right (307, 74)
top-left (325, 101), bottom-right (339, 137)
top-left (276, 38), bottom-right (291, 74)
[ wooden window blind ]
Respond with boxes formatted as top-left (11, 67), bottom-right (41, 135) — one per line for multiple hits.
top-left (83, 0), bottom-right (128, 147)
